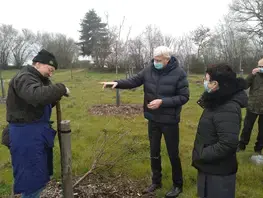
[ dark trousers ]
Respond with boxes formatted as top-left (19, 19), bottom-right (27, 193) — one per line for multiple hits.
top-left (148, 121), bottom-right (183, 188)
top-left (239, 110), bottom-right (263, 152)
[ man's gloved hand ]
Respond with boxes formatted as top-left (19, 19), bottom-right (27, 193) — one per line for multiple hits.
top-left (64, 87), bottom-right (70, 97)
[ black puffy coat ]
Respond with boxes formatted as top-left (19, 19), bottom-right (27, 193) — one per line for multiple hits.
top-left (116, 56), bottom-right (189, 124)
top-left (192, 78), bottom-right (248, 175)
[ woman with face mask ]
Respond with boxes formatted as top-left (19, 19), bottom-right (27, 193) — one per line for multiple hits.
top-left (192, 63), bottom-right (248, 198)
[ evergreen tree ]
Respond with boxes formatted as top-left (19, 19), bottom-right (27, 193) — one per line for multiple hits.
top-left (78, 9), bottom-right (111, 68)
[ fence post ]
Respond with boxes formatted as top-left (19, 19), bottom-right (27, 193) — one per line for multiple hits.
top-left (116, 89), bottom-right (120, 107)
top-left (60, 120), bottom-right (74, 198)
top-left (0, 77), bottom-right (5, 98)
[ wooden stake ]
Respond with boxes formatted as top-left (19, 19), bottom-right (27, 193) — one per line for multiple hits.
top-left (60, 120), bottom-right (74, 198)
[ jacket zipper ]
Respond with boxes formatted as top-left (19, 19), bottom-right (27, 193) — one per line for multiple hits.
top-left (156, 74), bottom-right (161, 98)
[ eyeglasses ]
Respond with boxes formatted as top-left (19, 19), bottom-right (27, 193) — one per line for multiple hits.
top-left (47, 66), bottom-right (55, 73)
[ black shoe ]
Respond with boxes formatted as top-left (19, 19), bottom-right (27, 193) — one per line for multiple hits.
top-left (165, 186), bottom-right (182, 198)
top-left (142, 183), bottom-right (162, 194)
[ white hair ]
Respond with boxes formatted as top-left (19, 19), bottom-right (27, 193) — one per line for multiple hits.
top-left (153, 46), bottom-right (173, 58)
top-left (258, 58), bottom-right (263, 66)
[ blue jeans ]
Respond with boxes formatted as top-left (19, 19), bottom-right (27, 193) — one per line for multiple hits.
top-left (21, 187), bottom-right (44, 198)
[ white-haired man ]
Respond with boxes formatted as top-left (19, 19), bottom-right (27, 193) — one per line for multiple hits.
top-left (101, 46), bottom-right (189, 198)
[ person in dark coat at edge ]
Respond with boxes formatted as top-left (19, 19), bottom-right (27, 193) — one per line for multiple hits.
top-left (6, 49), bottom-right (70, 198)
top-left (192, 63), bottom-right (248, 198)
top-left (237, 58), bottom-right (263, 156)
top-left (100, 46), bottom-right (189, 198)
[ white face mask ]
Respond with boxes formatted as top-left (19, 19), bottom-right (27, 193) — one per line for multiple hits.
top-left (203, 80), bottom-right (212, 93)
top-left (203, 80), bottom-right (219, 93)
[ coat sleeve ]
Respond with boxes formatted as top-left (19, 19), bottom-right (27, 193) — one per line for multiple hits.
top-left (160, 69), bottom-right (189, 107)
top-left (115, 69), bottom-right (145, 89)
top-left (199, 107), bottom-right (240, 162)
top-left (14, 73), bottom-right (67, 107)
top-left (245, 74), bottom-right (255, 89)
top-left (51, 102), bottom-right (57, 108)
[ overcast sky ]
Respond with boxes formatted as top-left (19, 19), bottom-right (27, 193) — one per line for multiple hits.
top-left (0, 0), bottom-right (233, 41)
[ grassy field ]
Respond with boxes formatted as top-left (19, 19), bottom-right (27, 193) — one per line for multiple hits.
top-left (0, 69), bottom-right (263, 198)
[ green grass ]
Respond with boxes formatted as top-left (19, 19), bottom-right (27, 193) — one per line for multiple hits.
top-left (0, 69), bottom-right (263, 198)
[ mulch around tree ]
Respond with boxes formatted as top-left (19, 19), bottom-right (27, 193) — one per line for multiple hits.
top-left (88, 104), bottom-right (143, 116)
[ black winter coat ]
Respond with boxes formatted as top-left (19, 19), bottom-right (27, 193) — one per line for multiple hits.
top-left (116, 56), bottom-right (189, 124)
top-left (192, 78), bottom-right (248, 175)
top-left (6, 66), bottom-right (66, 123)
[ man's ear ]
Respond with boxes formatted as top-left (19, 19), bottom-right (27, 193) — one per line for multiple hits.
top-left (165, 58), bottom-right (170, 64)
top-left (34, 62), bottom-right (41, 69)
top-left (210, 80), bottom-right (219, 91)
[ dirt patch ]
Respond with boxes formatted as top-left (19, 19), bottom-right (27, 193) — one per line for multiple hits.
top-left (39, 175), bottom-right (155, 198)
top-left (89, 104), bottom-right (143, 116)
top-left (10, 176), bottom-right (154, 198)
top-left (9, 174), bottom-right (155, 198)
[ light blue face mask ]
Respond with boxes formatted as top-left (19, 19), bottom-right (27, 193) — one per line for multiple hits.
top-left (204, 80), bottom-right (212, 93)
top-left (204, 80), bottom-right (219, 93)
top-left (154, 62), bottom-right (163, 70)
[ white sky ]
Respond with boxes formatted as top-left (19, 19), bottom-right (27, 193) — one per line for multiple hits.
top-left (0, 0), bottom-right (233, 41)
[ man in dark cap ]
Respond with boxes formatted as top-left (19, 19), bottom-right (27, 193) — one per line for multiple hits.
top-left (6, 49), bottom-right (70, 198)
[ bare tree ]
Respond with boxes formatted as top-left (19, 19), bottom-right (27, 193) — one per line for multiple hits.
top-left (172, 34), bottom-right (194, 73)
top-left (105, 15), bottom-right (132, 73)
top-left (0, 24), bottom-right (18, 68)
top-left (211, 17), bottom-right (251, 71)
top-left (115, 17), bottom-right (125, 75)
top-left (12, 29), bottom-right (36, 68)
top-left (36, 32), bottom-right (79, 69)
top-left (191, 25), bottom-right (211, 59)
top-left (163, 35), bottom-right (175, 49)
top-left (104, 15), bottom-right (132, 106)
top-left (230, 0), bottom-right (263, 40)
top-left (73, 128), bottom-right (144, 188)
top-left (128, 35), bottom-right (146, 71)
top-left (250, 37), bottom-right (263, 61)
top-left (143, 25), bottom-right (163, 61)
top-left (191, 25), bottom-right (211, 73)
top-left (0, 24), bottom-right (18, 98)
